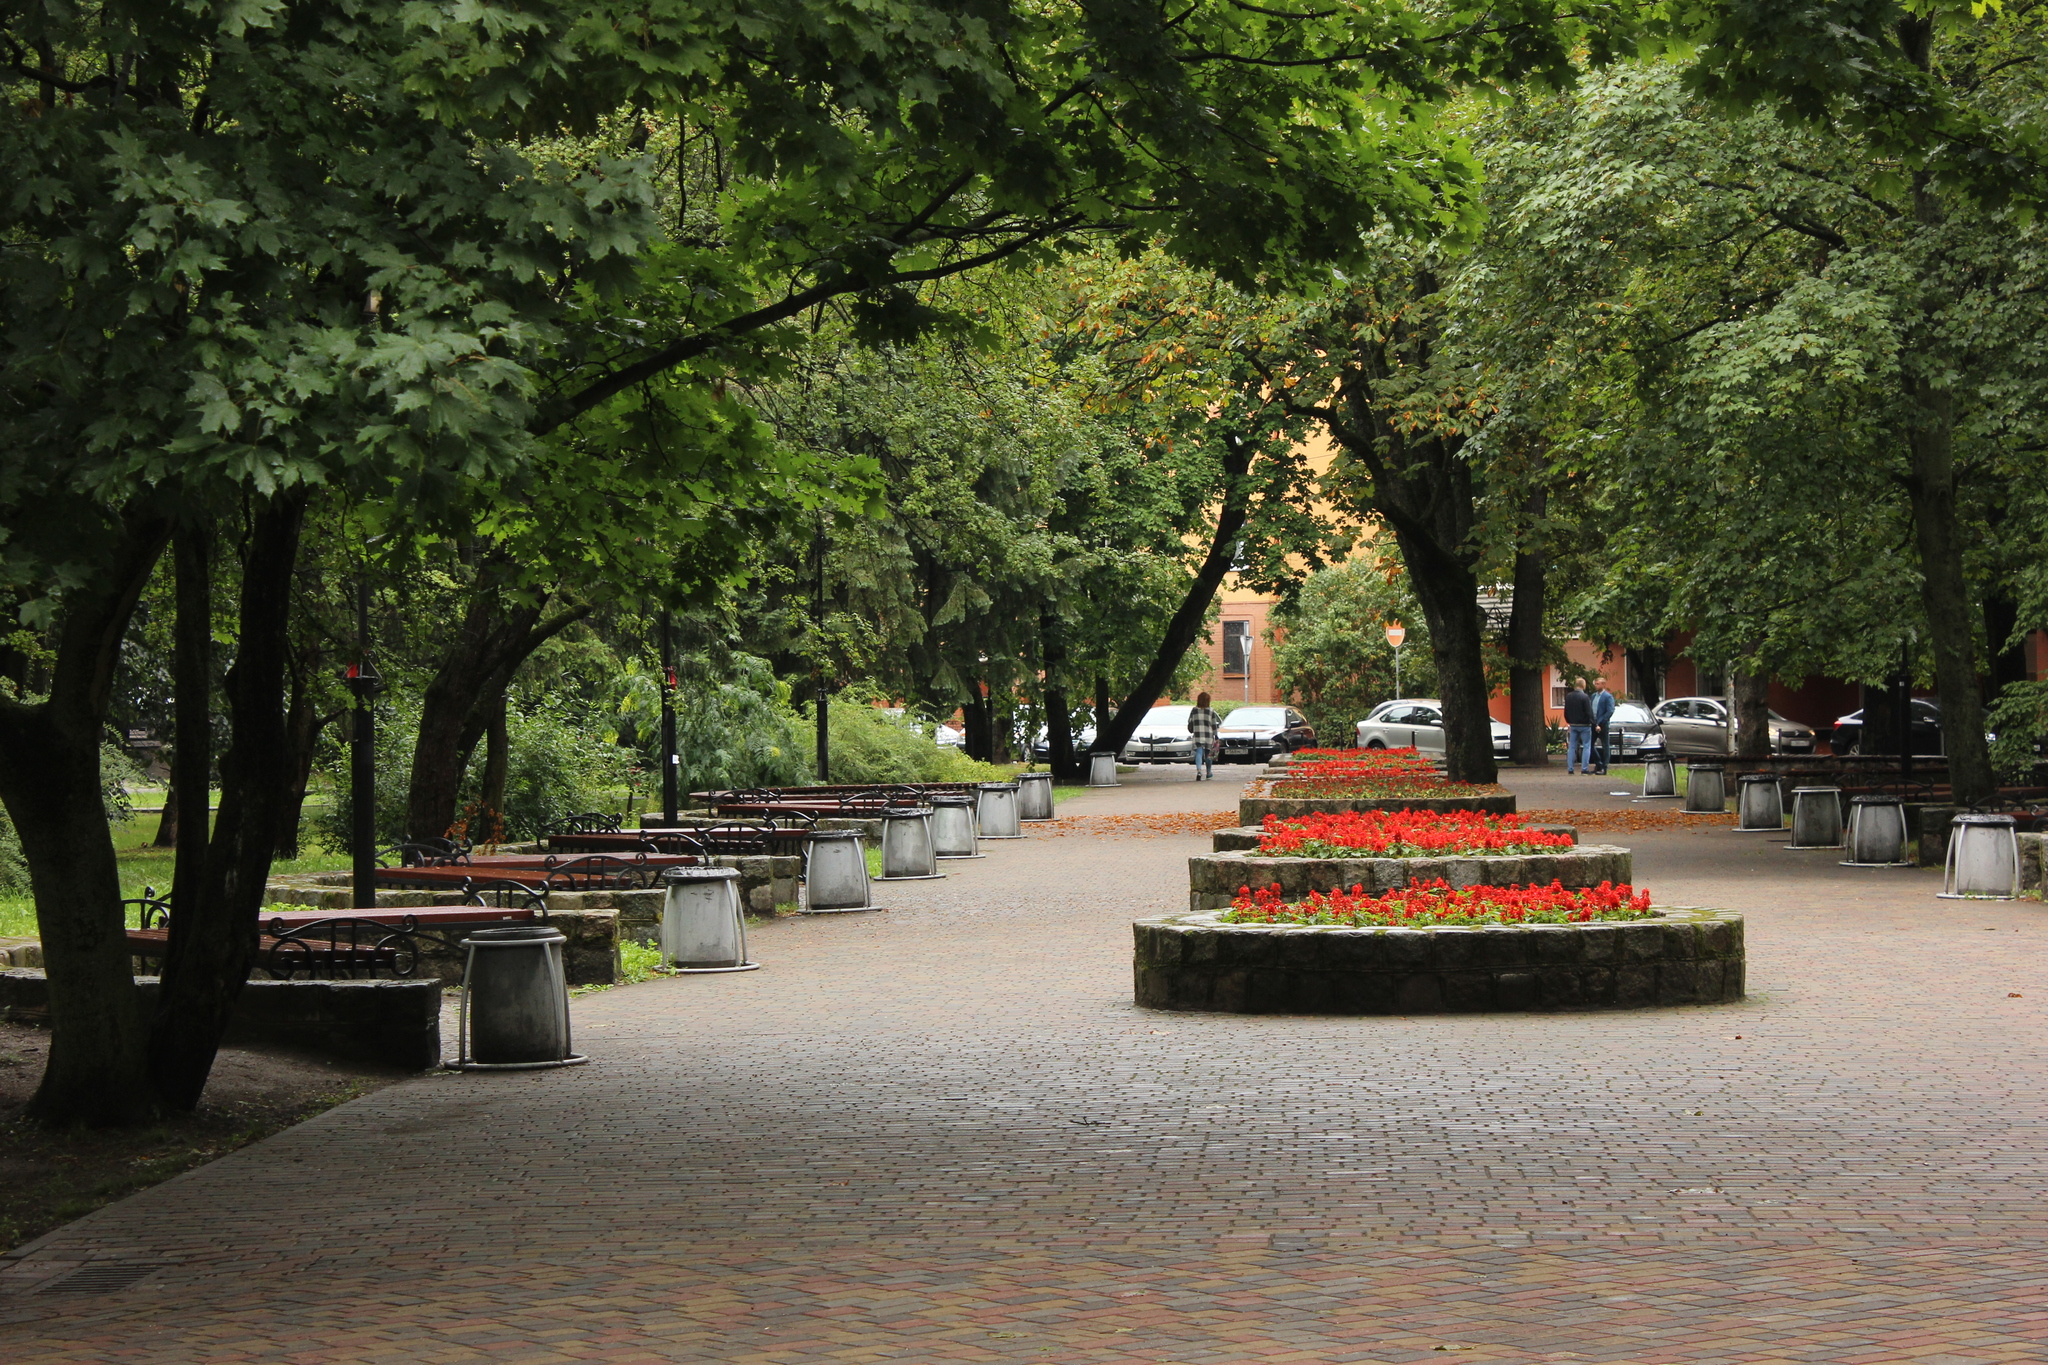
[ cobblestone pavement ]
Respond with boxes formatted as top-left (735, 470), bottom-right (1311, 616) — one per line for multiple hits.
top-left (5, 763), bottom-right (2048, 1362)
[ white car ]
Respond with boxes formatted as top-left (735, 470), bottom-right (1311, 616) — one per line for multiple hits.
top-left (1356, 698), bottom-right (1511, 759)
top-left (1121, 705), bottom-right (1197, 763)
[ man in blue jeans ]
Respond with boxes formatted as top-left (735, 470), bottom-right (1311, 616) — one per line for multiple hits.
top-left (1563, 682), bottom-right (1595, 773)
top-left (1590, 677), bottom-right (1617, 774)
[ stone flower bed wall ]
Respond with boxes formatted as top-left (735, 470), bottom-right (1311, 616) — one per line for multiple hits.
top-left (1239, 778), bottom-right (1515, 825)
top-left (1134, 907), bottom-right (1744, 1014)
top-left (1187, 844), bottom-right (1632, 911)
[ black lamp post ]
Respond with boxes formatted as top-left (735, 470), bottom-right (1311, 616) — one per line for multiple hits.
top-left (660, 607), bottom-right (678, 822)
top-left (813, 518), bottom-right (830, 783)
top-left (346, 576), bottom-right (382, 908)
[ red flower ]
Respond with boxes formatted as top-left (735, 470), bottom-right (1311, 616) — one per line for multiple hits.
top-left (1220, 877), bottom-right (1655, 928)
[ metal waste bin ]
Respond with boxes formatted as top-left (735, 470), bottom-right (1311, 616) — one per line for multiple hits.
top-left (660, 866), bottom-right (759, 972)
top-left (977, 781), bottom-right (1024, 839)
top-left (1786, 786), bottom-right (1844, 849)
top-left (1735, 773), bottom-right (1783, 831)
top-left (1941, 813), bottom-right (2020, 900)
top-left (1684, 763), bottom-right (1727, 813)
top-left (930, 794), bottom-right (984, 858)
top-left (1087, 750), bottom-right (1120, 787)
top-left (802, 829), bottom-right (873, 912)
top-left (878, 807), bottom-right (944, 880)
top-left (1842, 795), bottom-right (1911, 867)
top-left (1641, 742), bottom-right (1677, 799)
top-left (1017, 771), bottom-right (1055, 821)
top-left (452, 926), bottom-right (586, 1071)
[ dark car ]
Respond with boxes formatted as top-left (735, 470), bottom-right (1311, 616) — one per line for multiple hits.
top-left (1828, 699), bottom-right (1943, 755)
top-left (1605, 701), bottom-right (1661, 760)
top-left (1215, 705), bottom-right (1316, 763)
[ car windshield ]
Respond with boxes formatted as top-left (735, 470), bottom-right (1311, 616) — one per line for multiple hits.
top-left (1223, 708), bottom-right (1287, 728)
top-left (1133, 707), bottom-right (1192, 732)
top-left (1613, 703), bottom-right (1652, 723)
top-left (1768, 711), bottom-right (1804, 726)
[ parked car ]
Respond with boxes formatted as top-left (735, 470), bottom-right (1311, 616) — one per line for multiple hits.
top-left (1648, 696), bottom-right (1818, 755)
top-left (1827, 699), bottom-right (1943, 755)
top-left (1355, 699), bottom-right (1512, 759)
top-left (1121, 705), bottom-right (1197, 764)
top-left (1029, 720), bottom-right (1097, 761)
top-left (1215, 706), bottom-right (1316, 763)
top-left (1606, 701), bottom-right (1661, 760)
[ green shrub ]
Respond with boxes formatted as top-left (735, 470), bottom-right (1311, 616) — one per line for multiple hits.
top-left (485, 703), bottom-right (636, 840)
top-left (668, 654), bottom-right (809, 796)
top-left (0, 807), bottom-right (27, 895)
top-left (811, 690), bottom-right (1009, 784)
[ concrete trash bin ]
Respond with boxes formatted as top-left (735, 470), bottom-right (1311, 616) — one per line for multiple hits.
top-left (1087, 751), bottom-right (1120, 787)
top-left (1017, 771), bottom-right (1055, 821)
top-left (1684, 763), bottom-right (1727, 813)
top-left (660, 866), bottom-right (759, 972)
top-left (1941, 813), bottom-right (2020, 900)
top-left (1641, 744), bottom-right (1677, 799)
top-left (1842, 795), bottom-right (1912, 867)
top-left (803, 829), bottom-right (873, 912)
top-left (453, 926), bottom-right (586, 1071)
top-left (930, 795), bottom-right (985, 858)
top-left (977, 781), bottom-right (1024, 839)
top-left (1735, 773), bottom-right (1783, 831)
top-left (1787, 786), bottom-right (1845, 849)
top-left (878, 807), bottom-right (944, 880)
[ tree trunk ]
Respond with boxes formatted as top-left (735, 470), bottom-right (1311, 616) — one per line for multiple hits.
top-left (1094, 676), bottom-right (1111, 747)
top-left (273, 667), bottom-right (330, 861)
top-left (1625, 647), bottom-right (1664, 707)
top-left (1901, 382), bottom-right (1995, 803)
top-left (1041, 609), bottom-right (1079, 779)
top-left (150, 491), bottom-right (308, 1112)
top-left (962, 686), bottom-right (990, 763)
top-left (152, 771), bottom-right (179, 848)
top-left (0, 507), bottom-right (170, 1126)
top-left (1984, 592), bottom-right (2028, 701)
top-left (405, 580), bottom-right (589, 842)
top-left (1859, 683), bottom-right (1899, 757)
top-left (1396, 528), bottom-right (1497, 784)
top-left (1732, 669), bottom-right (1771, 759)
top-left (1092, 434), bottom-right (1253, 759)
top-left (172, 525), bottom-right (213, 898)
top-left (478, 693), bottom-right (510, 843)
top-left (1506, 490), bottom-right (1548, 767)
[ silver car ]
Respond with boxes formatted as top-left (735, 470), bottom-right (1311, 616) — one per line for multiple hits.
top-left (1121, 705), bottom-right (1196, 764)
top-left (1355, 698), bottom-right (1511, 759)
top-left (1649, 696), bottom-right (1817, 755)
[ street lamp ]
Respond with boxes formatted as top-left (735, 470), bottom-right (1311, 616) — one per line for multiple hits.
top-left (346, 576), bottom-right (383, 909)
top-left (1385, 622), bottom-right (1406, 700)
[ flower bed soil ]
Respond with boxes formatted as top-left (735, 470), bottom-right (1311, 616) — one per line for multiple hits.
top-left (1188, 844), bottom-right (1631, 910)
top-left (1133, 906), bottom-right (1745, 1014)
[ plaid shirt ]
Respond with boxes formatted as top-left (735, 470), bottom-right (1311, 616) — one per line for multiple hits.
top-left (1186, 707), bottom-right (1222, 749)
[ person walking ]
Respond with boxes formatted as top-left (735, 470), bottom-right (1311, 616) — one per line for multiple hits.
top-left (1563, 682), bottom-right (1595, 774)
top-left (1591, 678), bottom-right (1617, 775)
top-left (1187, 692), bottom-right (1221, 781)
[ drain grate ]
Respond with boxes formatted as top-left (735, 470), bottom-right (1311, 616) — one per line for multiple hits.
top-left (37, 1263), bottom-right (161, 1295)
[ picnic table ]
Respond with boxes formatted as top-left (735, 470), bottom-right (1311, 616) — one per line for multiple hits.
top-left (544, 825), bottom-right (812, 858)
top-left (375, 853), bottom-right (697, 891)
top-left (123, 900), bottom-right (545, 980)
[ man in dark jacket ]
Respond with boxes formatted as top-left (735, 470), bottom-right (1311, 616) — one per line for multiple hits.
top-left (1563, 683), bottom-right (1594, 774)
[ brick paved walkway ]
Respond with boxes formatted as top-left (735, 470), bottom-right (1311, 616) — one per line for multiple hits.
top-left (5, 765), bottom-right (2047, 1362)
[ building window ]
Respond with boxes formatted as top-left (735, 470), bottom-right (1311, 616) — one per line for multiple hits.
top-left (1222, 620), bottom-right (1252, 677)
top-left (1549, 667), bottom-right (1566, 710)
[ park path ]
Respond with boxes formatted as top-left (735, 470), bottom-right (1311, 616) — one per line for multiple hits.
top-left (4, 765), bottom-right (2048, 1362)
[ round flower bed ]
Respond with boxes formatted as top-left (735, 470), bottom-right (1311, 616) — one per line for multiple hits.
top-left (1133, 895), bottom-right (1745, 1014)
top-left (1240, 752), bottom-right (1511, 823)
top-left (1252, 810), bottom-right (1569, 858)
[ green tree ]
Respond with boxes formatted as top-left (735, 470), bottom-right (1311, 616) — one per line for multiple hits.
top-left (1269, 559), bottom-right (1437, 743)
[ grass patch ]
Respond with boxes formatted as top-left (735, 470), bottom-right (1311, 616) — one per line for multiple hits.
top-left (0, 816), bottom-right (351, 940)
